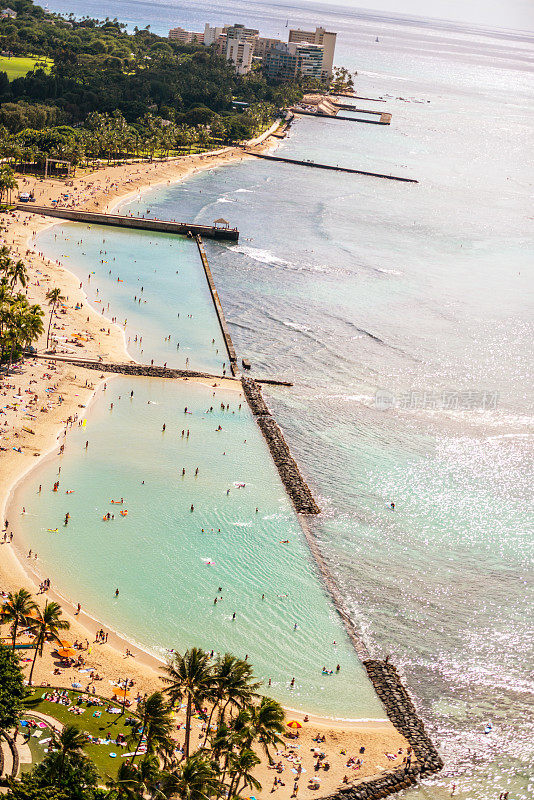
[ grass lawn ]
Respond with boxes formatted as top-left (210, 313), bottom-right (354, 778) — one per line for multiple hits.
top-left (23, 689), bottom-right (139, 778)
top-left (0, 55), bottom-right (52, 80)
top-left (17, 713), bottom-right (53, 774)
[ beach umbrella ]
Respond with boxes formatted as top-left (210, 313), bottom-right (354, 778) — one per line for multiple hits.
top-left (287, 720), bottom-right (302, 729)
top-left (57, 647), bottom-right (77, 658)
top-left (59, 639), bottom-right (72, 648)
top-left (113, 688), bottom-right (131, 700)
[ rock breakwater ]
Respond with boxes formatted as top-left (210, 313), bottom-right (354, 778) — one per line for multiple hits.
top-left (241, 377), bottom-right (320, 514)
top-left (364, 660), bottom-right (444, 777)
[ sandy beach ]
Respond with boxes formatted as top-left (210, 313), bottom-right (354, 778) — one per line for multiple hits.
top-left (0, 142), bottom-right (410, 795)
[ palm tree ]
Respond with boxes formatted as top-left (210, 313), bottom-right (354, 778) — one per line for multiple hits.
top-left (0, 588), bottom-right (37, 652)
top-left (27, 600), bottom-right (70, 685)
top-left (0, 166), bottom-right (17, 205)
top-left (49, 725), bottom-right (87, 781)
top-left (19, 304), bottom-right (44, 349)
top-left (162, 648), bottom-right (213, 758)
top-left (217, 654), bottom-right (261, 723)
top-left (161, 752), bottom-right (221, 800)
top-left (247, 697), bottom-right (285, 765)
top-left (130, 691), bottom-right (174, 764)
top-left (208, 719), bottom-right (246, 789)
top-left (8, 259), bottom-right (28, 291)
top-left (202, 654), bottom-right (260, 746)
top-left (45, 287), bottom-right (65, 349)
top-left (227, 747), bottom-right (261, 798)
top-left (108, 756), bottom-right (163, 799)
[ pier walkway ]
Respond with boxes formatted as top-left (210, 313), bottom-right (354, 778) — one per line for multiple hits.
top-left (246, 152), bottom-right (418, 183)
top-left (330, 92), bottom-right (386, 102)
top-left (294, 108), bottom-right (391, 125)
top-left (16, 204), bottom-right (240, 241)
top-left (195, 235), bottom-right (238, 372)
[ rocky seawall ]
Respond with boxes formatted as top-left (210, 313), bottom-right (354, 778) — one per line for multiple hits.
top-left (364, 660), bottom-right (443, 777)
top-left (241, 377), bottom-right (320, 514)
top-left (321, 765), bottom-right (420, 800)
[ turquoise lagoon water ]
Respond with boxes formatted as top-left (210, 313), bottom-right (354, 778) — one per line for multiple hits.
top-left (14, 376), bottom-right (383, 719)
top-left (36, 225), bottom-right (228, 374)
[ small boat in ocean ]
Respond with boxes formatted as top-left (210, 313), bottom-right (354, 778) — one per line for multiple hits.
top-left (376, 37), bottom-right (379, 42)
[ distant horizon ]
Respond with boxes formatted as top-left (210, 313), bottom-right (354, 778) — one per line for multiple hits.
top-left (305, 0), bottom-right (534, 35)
top-left (42, 0), bottom-right (534, 37)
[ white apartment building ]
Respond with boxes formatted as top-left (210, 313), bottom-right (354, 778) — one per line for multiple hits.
top-left (288, 26), bottom-right (336, 77)
top-left (203, 23), bottom-right (224, 46)
top-left (226, 38), bottom-right (255, 75)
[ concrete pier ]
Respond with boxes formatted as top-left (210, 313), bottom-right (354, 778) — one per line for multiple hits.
top-left (16, 204), bottom-right (240, 242)
top-left (247, 152), bottom-right (418, 183)
top-left (330, 92), bottom-right (386, 102)
top-left (332, 102), bottom-right (384, 114)
top-left (195, 236), bottom-right (238, 372)
top-left (27, 354), bottom-right (293, 387)
top-left (294, 108), bottom-right (391, 125)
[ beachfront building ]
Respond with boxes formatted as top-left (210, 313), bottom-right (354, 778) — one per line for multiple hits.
top-left (264, 42), bottom-right (324, 83)
top-left (226, 38), bottom-right (255, 75)
top-left (254, 36), bottom-right (284, 59)
top-left (293, 43), bottom-right (325, 80)
top-left (168, 19), bottom-right (336, 79)
top-left (168, 26), bottom-right (204, 43)
top-left (264, 44), bottom-right (298, 82)
top-left (224, 24), bottom-right (259, 75)
top-left (1, 7), bottom-right (17, 18)
top-left (203, 23), bottom-right (224, 46)
top-left (225, 23), bottom-right (259, 44)
top-left (288, 26), bottom-right (336, 77)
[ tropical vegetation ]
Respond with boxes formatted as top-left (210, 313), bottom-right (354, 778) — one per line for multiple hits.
top-left (0, 588), bottom-right (289, 799)
top-left (0, 242), bottom-right (44, 366)
top-left (0, 0), bottom-right (324, 169)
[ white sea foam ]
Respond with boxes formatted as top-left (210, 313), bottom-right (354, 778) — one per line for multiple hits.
top-left (230, 244), bottom-right (292, 267)
top-left (375, 267), bottom-right (403, 276)
top-left (285, 321), bottom-right (312, 332)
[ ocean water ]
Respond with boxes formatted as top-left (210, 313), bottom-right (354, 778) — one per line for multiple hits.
top-left (29, 1), bottom-right (534, 798)
top-left (14, 376), bottom-right (383, 719)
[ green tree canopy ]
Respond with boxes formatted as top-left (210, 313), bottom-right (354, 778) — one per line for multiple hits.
top-left (0, 642), bottom-right (26, 733)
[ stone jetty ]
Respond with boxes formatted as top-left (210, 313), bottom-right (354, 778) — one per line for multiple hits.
top-left (241, 377), bottom-right (320, 514)
top-left (319, 660), bottom-right (443, 800)
top-left (321, 765), bottom-right (420, 800)
top-left (29, 354), bottom-right (230, 382)
top-left (363, 660), bottom-right (443, 777)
